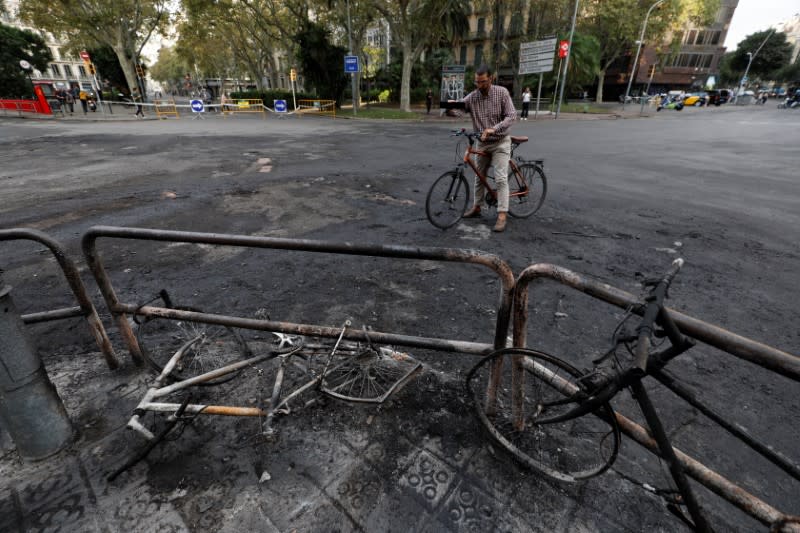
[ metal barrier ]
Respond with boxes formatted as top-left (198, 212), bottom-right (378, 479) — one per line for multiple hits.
top-left (0, 229), bottom-right (118, 368)
top-left (297, 99), bottom-right (336, 119)
top-left (222, 99), bottom-right (266, 118)
top-left (511, 263), bottom-right (800, 529)
top-left (153, 99), bottom-right (180, 119)
top-left (81, 226), bottom-right (514, 366)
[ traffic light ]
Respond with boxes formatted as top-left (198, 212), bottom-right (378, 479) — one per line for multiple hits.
top-left (290, 68), bottom-right (297, 82)
top-left (648, 65), bottom-right (656, 78)
top-left (88, 63), bottom-right (96, 75)
top-left (135, 64), bottom-right (145, 77)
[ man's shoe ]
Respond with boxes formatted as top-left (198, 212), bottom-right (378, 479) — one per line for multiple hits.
top-left (463, 206), bottom-right (482, 218)
top-left (493, 213), bottom-right (507, 232)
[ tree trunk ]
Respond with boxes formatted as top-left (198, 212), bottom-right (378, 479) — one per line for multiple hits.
top-left (114, 46), bottom-right (140, 99)
top-left (400, 41), bottom-right (414, 112)
top-left (595, 68), bottom-right (606, 103)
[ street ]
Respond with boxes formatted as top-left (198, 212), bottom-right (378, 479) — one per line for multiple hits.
top-left (0, 105), bottom-right (798, 532)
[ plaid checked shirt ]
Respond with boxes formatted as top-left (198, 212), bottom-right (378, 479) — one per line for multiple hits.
top-left (463, 84), bottom-right (516, 143)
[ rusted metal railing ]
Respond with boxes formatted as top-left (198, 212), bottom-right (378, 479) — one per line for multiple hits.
top-left (0, 229), bottom-right (118, 369)
top-left (511, 262), bottom-right (800, 530)
top-left (81, 226), bottom-right (515, 365)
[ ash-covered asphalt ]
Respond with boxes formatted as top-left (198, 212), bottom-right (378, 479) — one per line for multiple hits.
top-left (0, 106), bottom-right (797, 532)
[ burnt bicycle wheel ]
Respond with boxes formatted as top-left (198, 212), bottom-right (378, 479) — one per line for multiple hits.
top-left (467, 347), bottom-right (620, 482)
top-left (136, 306), bottom-right (252, 385)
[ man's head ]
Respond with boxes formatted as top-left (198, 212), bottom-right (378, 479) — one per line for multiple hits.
top-left (474, 64), bottom-right (493, 96)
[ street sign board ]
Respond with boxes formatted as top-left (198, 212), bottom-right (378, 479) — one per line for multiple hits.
top-left (79, 50), bottom-right (90, 61)
top-left (519, 38), bottom-right (557, 75)
top-left (344, 56), bottom-right (359, 73)
top-left (440, 64), bottom-right (466, 102)
top-left (558, 40), bottom-right (570, 58)
top-left (190, 99), bottom-right (204, 113)
top-left (274, 99), bottom-right (287, 113)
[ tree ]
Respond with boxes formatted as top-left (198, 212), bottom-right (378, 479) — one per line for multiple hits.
top-left (295, 20), bottom-right (349, 104)
top-left (581, 0), bottom-right (720, 102)
top-left (0, 22), bottom-right (52, 98)
top-left (728, 30), bottom-right (792, 84)
top-left (149, 46), bottom-right (192, 95)
top-left (372, 0), bottom-right (469, 111)
top-left (18, 0), bottom-right (171, 98)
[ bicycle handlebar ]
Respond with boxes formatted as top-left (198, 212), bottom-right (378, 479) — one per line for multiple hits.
top-left (450, 129), bottom-right (483, 143)
top-left (633, 258), bottom-right (684, 372)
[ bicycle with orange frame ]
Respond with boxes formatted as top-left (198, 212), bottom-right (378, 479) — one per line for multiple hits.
top-left (426, 129), bottom-right (547, 229)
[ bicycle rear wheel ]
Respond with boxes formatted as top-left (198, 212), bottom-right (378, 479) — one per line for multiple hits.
top-left (136, 307), bottom-right (252, 385)
top-left (507, 163), bottom-right (547, 218)
top-left (466, 348), bottom-right (620, 482)
top-left (426, 170), bottom-right (470, 229)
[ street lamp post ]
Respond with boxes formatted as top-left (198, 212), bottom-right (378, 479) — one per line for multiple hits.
top-left (733, 28), bottom-right (775, 105)
top-left (623, 0), bottom-right (667, 111)
top-left (735, 52), bottom-right (753, 105)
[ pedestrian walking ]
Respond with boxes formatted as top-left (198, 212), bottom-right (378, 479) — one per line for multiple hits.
top-left (425, 88), bottom-right (433, 114)
top-left (521, 87), bottom-right (531, 120)
top-left (131, 88), bottom-right (144, 118)
top-left (64, 90), bottom-right (75, 114)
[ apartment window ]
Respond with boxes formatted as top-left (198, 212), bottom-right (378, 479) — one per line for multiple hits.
top-left (695, 31), bottom-right (707, 45)
top-left (477, 17), bottom-right (485, 34)
top-left (459, 45), bottom-right (467, 64)
top-left (474, 44), bottom-right (483, 66)
top-left (50, 64), bottom-right (61, 76)
top-left (685, 30), bottom-right (697, 45)
top-left (78, 65), bottom-right (87, 77)
top-left (64, 65), bottom-right (73, 77)
top-left (708, 30), bottom-right (721, 45)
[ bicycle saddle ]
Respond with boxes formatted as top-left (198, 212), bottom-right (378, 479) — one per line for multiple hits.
top-left (511, 136), bottom-right (528, 144)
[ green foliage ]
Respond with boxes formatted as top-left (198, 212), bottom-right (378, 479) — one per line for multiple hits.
top-left (0, 22), bottom-right (52, 98)
top-left (728, 31), bottom-right (792, 82)
top-left (18, 0), bottom-right (171, 94)
top-left (86, 45), bottom-right (129, 96)
top-left (150, 46), bottom-right (191, 93)
top-left (294, 20), bottom-right (348, 106)
top-left (773, 56), bottom-right (800, 85)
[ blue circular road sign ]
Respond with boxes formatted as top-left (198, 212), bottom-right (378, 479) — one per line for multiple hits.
top-left (274, 99), bottom-right (287, 113)
top-left (190, 99), bottom-right (204, 113)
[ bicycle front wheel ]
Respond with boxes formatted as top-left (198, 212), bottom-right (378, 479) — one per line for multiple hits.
top-left (466, 348), bottom-right (620, 482)
top-left (507, 163), bottom-right (547, 218)
top-left (426, 170), bottom-right (470, 229)
top-left (136, 307), bottom-right (252, 385)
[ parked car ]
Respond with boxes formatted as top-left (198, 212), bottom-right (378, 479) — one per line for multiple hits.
top-left (683, 92), bottom-right (708, 106)
top-left (706, 89), bottom-right (732, 106)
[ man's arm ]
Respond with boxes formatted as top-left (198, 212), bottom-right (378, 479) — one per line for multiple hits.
top-left (491, 88), bottom-right (516, 136)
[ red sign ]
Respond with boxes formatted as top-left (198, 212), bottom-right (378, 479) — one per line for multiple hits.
top-left (79, 50), bottom-right (90, 61)
top-left (558, 41), bottom-right (570, 58)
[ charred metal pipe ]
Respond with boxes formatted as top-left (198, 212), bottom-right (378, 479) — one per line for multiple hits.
top-left (81, 226), bottom-right (514, 363)
top-left (0, 278), bottom-right (73, 460)
top-left (513, 263), bottom-right (800, 382)
top-left (0, 228), bottom-right (118, 369)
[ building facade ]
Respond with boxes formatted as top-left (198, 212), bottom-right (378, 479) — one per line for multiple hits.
top-left (450, 1), bottom-right (739, 101)
top-left (775, 13), bottom-right (800, 64)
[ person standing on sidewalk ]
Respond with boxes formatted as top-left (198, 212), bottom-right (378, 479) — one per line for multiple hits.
top-left (521, 87), bottom-right (531, 120)
top-left (131, 88), bottom-right (145, 118)
top-left (79, 89), bottom-right (89, 114)
top-left (425, 88), bottom-right (433, 114)
top-left (451, 64), bottom-right (516, 232)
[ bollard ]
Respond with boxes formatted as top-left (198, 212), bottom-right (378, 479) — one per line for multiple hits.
top-left (0, 276), bottom-right (73, 460)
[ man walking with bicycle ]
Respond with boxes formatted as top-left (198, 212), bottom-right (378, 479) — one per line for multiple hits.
top-left (453, 65), bottom-right (517, 232)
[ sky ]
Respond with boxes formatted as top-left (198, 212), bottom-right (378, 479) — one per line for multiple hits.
top-left (724, 0), bottom-right (799, 50)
